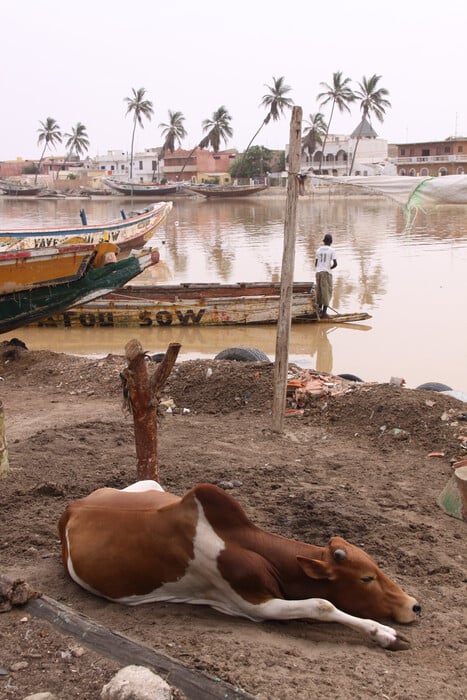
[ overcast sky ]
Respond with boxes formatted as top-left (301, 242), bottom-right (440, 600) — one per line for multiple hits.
top-left (2, 0), bottom-right (465, 161)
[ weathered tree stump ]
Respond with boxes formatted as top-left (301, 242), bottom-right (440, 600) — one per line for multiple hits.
top-left (0, 401), bottom-right (9, 479)
top-left (438, 465), bottom-right (467, 521)
top-left (122, 341), bottom-right (181, 482)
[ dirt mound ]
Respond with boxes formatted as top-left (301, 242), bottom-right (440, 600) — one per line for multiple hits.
top-left (1, 346), bottom-right (466, 699)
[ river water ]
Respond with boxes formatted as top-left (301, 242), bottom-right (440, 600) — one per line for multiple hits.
top-left (1, 193), bottom-right (466, 392)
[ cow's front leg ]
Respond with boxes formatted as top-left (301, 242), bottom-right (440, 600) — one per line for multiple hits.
top-left (252, 598), bottom-right (411, 650)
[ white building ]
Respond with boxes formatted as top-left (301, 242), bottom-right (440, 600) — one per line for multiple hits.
top-left (84, 147), bottom-right (163, 181)
top-left (302, 118), bottom-right (395, 177)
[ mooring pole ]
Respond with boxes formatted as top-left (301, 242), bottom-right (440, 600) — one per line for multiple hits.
top-left (272, 106), bottom-right (303, 433)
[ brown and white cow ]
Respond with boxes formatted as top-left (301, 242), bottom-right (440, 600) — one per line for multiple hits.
top-left (59, 481), bottom-right (421, 650)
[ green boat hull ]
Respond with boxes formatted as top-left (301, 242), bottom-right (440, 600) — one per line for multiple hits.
top-left (0, 252), bottom-right (157, 335)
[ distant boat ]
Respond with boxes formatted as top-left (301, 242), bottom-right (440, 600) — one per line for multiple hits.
top-left (0, 201), bottom-right (172, 253)
top-left (0, 241), bottom-right (102, 295)
top-left (184, 183), bottom-right (268, 198)
top-left (0, 245), bottom-right (160, 335)
top-left (28, 282), bottom-right (371, 329)
top-left (103, 178), bottom-right (183, 196)
top-left (0, 180), bottom-right (44, 196)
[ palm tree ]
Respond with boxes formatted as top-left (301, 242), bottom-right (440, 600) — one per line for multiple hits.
top-left (156, 110), bottom-right (187, 180)
top-left (35, 117), bottom-right (62, 183)
top-left (179, 106), bottom-right (233, 177)
top-left (124, 87), bottom-right (154, 179)
top-left (159, 110), bottom-right (187, 155)
top-left (199, 105), bottom-right (233, 150)
top-left (317, 71), bottom-right (355, 173)
top-left (302, 112), bottom-right (326, 164)
top-left (349, 74), bottom-right (391, 175)
top-left (243, 76), bottom-right (293, 156)
top-left (63, 122), bottom-right (90, 170)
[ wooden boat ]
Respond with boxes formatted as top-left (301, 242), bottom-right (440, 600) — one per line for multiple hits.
top-left (103, 178), bottom-right (183, 196)
top-left (28, 282), bottom-right (371, 329)
top-left (0, 246), bottom-right (160, 335)
top-left (0, 201), bottom-right (172, 253)
top-left (0, 242), bottom-right (100, 294)
top-left (184, 183), bottom-right (268, 198)
top-left (0, 180), bottom-right (44, 196)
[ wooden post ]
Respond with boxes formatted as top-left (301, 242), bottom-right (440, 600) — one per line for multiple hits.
top-left (122, 340), bottom-right (181, 481)
top-left (272, 106), bottom-right (303, 433)
top-left (0, 401), bottom-right (9, 479)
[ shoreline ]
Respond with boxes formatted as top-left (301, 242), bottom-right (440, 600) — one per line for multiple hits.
top-left (1, 183), bottom-right (388, 202)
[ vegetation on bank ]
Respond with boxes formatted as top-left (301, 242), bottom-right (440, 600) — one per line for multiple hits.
top-left (25, 72), bottom-right (390, 181)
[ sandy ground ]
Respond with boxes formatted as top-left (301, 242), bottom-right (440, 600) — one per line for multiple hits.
top-left (0, 342), bottom-right (466, 700)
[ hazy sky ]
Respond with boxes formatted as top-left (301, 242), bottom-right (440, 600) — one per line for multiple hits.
top-left (2, 0), bottom-right (466, 161)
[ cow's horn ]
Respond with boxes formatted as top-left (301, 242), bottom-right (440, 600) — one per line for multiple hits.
top-left (334, 548), bottom-right (346, 561)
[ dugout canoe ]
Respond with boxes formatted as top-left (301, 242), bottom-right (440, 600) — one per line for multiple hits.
top-left (0, 241), bottom-right (101, 295)
top-left (103, 178), bottom-right (184, 196)
top-left (0, 180), bottom-right (44, 196)
top-left (0, 246), bottom-right (160, 335)
top-left (29, 282), bottom-right (372, 329)
top-left (0, 201), bottom-right (172, 252)
top-left (184, 183), bottom-right (268, 198)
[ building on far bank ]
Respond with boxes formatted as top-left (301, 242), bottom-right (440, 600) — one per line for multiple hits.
top-left (301, 118), bottom-right (394, 176)
top-left (83, 146), bottom-right (239, 184)
top-left (393, 137), bottom-right (467, 176)
top-left (0, 158), bottom-right (35, 178)
top-left (162, 148), bottom-right (238, 183)
top-left (84, 148), bottom-right (162, 181)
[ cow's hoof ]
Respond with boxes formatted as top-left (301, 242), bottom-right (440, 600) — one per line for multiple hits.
top-left (386, 631), bottom-right (411, 651)
top-left (371, 623), bottom-right (411, 651)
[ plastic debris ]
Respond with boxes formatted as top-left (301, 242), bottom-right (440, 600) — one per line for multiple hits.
top-left (286, 369), bottom-right (371, 410)
top-left (391, 428), bottom-right (410, 440)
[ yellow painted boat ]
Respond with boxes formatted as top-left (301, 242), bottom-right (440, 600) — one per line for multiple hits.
top-left (0, 243), bottom-right (99, 294)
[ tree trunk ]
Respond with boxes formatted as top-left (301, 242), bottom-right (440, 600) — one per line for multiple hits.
top-left (0, 401), bottom-right (9, 479)
top-left (272, 106), bottom-right (302, 433)
top-left (318, 101), bottom-right (335, 174)
top-left (242, 120), bottom-right (266, 159)
top-left (179, 145), bottom-right (199, 178)
top-left (122, 340), bottom-right (181, 481)
top-left (34, 145), bottom-right (47, 185)
top-left (129, 119), bottom-right (137, 180)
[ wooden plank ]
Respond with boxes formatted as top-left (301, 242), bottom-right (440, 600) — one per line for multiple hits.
top-left (295, 312), bottom-right (372, 324)
top-left (26, 595), bottom-right (255, 700)
top-left (0, 401), bottom-right (9, 478)
top-left (272, 106), bottom-right (303, 433)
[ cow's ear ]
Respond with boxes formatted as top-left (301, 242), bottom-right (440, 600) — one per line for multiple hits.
top-left (297, 556), bottom-right (333, 580)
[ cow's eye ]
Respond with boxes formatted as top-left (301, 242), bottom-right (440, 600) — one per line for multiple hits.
top-left (360, 575), bottom-right (375, 583)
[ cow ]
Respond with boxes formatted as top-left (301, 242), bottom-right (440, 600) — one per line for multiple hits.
top-left (58, 481), bottom-right (421, 650)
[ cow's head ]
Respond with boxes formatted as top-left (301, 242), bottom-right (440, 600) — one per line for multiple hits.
top-left (297, 536), bottom-right (421, 623)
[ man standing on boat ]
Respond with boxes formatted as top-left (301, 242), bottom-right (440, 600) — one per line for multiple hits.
top-left (315, 234), bottom-right (337, 318)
